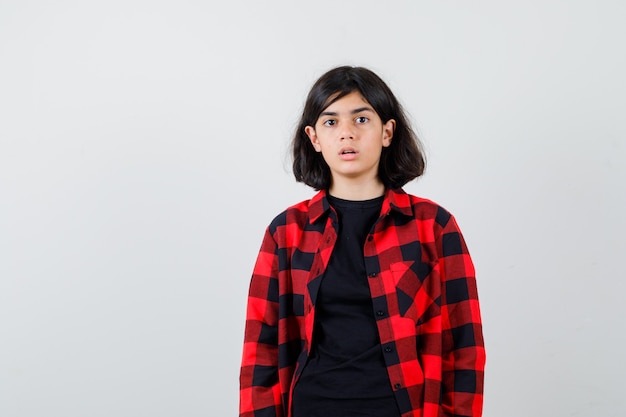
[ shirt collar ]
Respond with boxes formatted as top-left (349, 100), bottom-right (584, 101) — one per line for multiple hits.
top-left (307, 189), bottom-right (331, 224)
top-left (308, 188), bottom-right (413, 224)
top-left (383, 187), bottom-right (413, 217)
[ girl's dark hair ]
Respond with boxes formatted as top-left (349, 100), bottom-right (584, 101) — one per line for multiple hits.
top-left (291, 66), bottom-right (426, 190)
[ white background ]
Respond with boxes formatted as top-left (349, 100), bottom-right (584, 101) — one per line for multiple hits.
top-left (1, 1), bottom-right (625, 416)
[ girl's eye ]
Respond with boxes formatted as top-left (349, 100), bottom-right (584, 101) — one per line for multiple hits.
top-left (323, 119), bottom-right (336, 127)
top-left (355, 116), bottom-right (369, 123)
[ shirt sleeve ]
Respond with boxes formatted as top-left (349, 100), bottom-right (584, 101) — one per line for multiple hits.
top-left (239, 227), bottom-right (283, 417)
top-left (437, 214), bottom-right (486, 417)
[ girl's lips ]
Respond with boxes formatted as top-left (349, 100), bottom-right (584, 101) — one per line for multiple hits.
top-left (339, 148), bottom-right (358, 160)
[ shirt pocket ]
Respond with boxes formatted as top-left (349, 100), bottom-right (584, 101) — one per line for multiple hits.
top-left (390, 260), bottom-right (438, 323)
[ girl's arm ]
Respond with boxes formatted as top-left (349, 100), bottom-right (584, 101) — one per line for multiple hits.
top-left (240, 227), bottom-right (283, 417)
top-left (437, 215), bottom-right (486, 417)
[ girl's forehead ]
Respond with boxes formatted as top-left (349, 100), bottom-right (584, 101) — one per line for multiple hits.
top-left (321, 90), bottom-right (370, 111)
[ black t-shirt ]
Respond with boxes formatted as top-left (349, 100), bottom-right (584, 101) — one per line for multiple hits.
top-left (291, 194), bottom-right (400, 417)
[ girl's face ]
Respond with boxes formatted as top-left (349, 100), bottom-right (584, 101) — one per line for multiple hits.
top-left (305, 91), bottom-right (395, 188)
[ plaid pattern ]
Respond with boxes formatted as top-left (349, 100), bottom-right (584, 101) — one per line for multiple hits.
top-left (240, 188), bottom-right (485, 417)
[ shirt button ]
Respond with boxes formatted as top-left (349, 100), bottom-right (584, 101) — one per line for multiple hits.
top-left (394, 383), bottom-right (401, 390)
top-left (384, 346), bottom-right (393, 353)
top-left (367, 236), bottom-right (373, 242)
top-left (368, 272), bottom-right (377, 278)
top-left (376, 310), bottom-right (385, 317)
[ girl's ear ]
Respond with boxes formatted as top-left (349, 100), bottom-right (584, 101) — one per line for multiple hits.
top-left (382, 119), bottom-right (395, 147)
top-left (305, 126), bottom-right (322, 152)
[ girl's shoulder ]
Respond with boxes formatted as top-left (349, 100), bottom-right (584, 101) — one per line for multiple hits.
top-left (266, 195), bottom-right (320, 235)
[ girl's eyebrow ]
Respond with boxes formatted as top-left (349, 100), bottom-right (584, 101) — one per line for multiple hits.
top-left (319, 107), bottom-right (374, 117)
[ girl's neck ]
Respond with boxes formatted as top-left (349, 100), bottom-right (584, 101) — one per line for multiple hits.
top-left (328, 177), bottom-right (386, 201)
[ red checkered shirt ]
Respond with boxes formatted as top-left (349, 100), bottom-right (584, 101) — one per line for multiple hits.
top-left (240, 188), bottom-right (485, 417)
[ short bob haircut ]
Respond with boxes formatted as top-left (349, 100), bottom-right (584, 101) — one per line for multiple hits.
top-left (292, 66), bottom-right (426, 190)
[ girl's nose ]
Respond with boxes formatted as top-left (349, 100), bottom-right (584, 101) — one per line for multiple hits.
top-left (339, 124), bottom-right (355, 140)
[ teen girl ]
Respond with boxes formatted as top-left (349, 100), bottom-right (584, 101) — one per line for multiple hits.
top-left (240, 66), bottom-right (485, 417)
